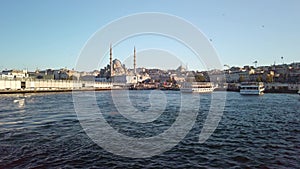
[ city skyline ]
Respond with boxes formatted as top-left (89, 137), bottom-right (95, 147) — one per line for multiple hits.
top-left (0, 0), bottom-right (300, 71)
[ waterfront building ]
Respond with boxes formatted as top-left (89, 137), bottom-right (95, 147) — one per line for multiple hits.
top-left (29, 69), bottom-right (56, 79)
top-left (208, 69), bottom-right (226, 83)
top-left (1, 69), bottom-right (28, 79)
top-left (53, 69), bottom-right (69, 80)
top-left (264, 83), bottom-right (300, 92)
top-left (113, 73), bottom-right (150, 84)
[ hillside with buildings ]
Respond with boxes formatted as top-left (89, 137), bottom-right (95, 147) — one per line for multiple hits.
top-left (0, 45), bottom-right (299, 93)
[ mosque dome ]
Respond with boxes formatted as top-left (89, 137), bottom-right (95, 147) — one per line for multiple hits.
top-left (112, 59), bottom-right (126, 75)
top-left (113, 59), bottom-right (122, 68)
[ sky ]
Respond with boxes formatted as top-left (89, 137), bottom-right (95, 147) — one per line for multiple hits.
top-left (0, 0), bottom-right (299, 71)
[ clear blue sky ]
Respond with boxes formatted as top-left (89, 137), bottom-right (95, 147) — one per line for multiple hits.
top-left (0, 0), bottom-right (299, 71)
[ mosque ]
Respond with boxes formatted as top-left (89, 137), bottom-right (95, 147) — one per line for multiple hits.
top-left (98, 45), bottom-right (150, 84)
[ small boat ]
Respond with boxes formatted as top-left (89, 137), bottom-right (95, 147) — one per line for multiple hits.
top-left (181, 82), bottom-right (215, 93)
top-left (298, 90), bottom-right (300, 95)
top-left (13, 98), bottom-right (25, 107)
top-left (240, 82), bottom-right (264, 95)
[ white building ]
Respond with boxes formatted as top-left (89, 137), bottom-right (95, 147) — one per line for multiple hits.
top-left (1, 70), bottom-right (28, 79)
top-left (112, 74), bottom-right (150, 84)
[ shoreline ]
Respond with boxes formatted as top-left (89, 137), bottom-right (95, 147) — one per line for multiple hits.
top-left (0, 88), bottom-right (112, 94)
top-left (0, 88), bottom-right (299, 95)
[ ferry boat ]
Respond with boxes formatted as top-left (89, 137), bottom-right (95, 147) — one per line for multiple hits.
top-left (181, 82), bottom-right (215, 93)
top-left (240, 82), bottom-right (265, 95)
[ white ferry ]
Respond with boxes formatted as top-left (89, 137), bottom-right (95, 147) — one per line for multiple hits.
top-left (240, 82), bottom-right (265, 95)
top-left (181, 82), bottom-right (215, 93)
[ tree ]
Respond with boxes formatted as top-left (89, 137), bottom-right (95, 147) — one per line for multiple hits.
top-left (239, 75), bottom-right (245, 82)
top-left (266, 74), bottom-right (273, 83)
top-left (256, 75), bottom-right (262, 82)
top-left (195, 74), bottom-right (206, 82)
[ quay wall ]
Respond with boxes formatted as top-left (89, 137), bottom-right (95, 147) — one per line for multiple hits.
top-left (265, 83), bottom-right (300, 93)
top-left (0, 79), bottom-right (113, 91)
top-left (0, 79), bottom-right (21, 90)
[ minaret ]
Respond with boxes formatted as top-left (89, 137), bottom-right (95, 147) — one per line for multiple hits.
top-left (110, 44), bottom-right (113, 77)
top-left (134, 46), bottom-right (136, 75)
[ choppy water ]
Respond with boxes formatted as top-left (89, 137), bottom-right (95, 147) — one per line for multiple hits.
top-left (0, 91), bottom-right (299, 168)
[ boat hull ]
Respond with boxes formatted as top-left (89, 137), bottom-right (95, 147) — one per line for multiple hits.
top-left (240, 90), bottom-right (264, 95)
top-left (181, 87), bottom-right (214, 93)
top-left (180, 82), bottom-right (215, 93)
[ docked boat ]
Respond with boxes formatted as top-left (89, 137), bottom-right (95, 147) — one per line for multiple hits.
top-left (240, 82), bottom-right (265, 95)
top-left (181, 82), bottom-right (215, 93)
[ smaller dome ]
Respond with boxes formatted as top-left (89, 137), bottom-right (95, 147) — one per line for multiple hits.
top-left (176, 65), bottom-right (186, 72)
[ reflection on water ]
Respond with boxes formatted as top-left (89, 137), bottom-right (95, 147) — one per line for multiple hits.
top-left (0, 91), bottom-right (299, 168)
